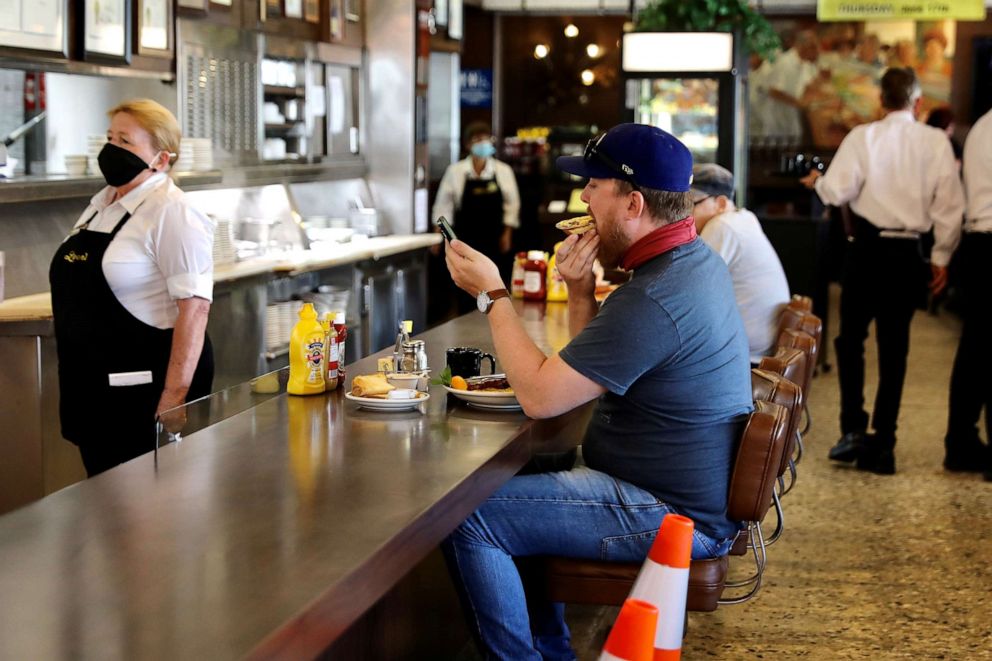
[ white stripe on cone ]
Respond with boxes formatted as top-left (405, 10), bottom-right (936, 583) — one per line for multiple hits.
top-left (629, 560), bottom-right (689, 651)
top-left (599, 652), bottom-right (629, 661)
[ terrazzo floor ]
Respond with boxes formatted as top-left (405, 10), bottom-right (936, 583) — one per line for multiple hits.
top-left (566, 285), bottom-right (992, 660)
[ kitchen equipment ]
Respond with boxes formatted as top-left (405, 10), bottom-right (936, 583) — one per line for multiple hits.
top-left (239, 217), bottom-right (277, 247)
top-left (349, 208), bottom-right (379, 237)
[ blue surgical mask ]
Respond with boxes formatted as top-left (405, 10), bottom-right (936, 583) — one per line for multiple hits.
top-left (470, 142), bottom-right (496, 159)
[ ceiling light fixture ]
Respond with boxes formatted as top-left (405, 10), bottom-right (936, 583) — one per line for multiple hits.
top-left (581, 69), bottom-right (595, 85)
top-left (534, 44), bottom-right (549, 59)
top-left (586, 43), bottom-right (601, 58)
top-left (564, 24), bottom-right (579, 38)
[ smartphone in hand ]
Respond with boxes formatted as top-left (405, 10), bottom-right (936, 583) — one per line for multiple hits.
top-left (436, 216), bottom-right (457, 243)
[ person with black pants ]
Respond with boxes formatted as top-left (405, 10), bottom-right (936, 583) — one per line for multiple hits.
top-left (801, 68), bottom-right (964, 474)
top-left (943, 107), bottom-right (992, 478)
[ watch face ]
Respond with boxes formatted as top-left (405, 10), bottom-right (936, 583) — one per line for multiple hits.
top-left (477, 291), bottom-right (490, 313)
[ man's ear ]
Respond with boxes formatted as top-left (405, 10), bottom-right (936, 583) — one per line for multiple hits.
top-left (626, 189), bottom-right (646, 220)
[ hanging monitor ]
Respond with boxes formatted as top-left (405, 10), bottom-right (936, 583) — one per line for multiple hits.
top-left (622, 32), bottom-right (735, 73)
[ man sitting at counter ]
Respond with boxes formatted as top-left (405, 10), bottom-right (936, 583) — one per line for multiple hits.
top-left (443, 123), bottom-right (753, 659)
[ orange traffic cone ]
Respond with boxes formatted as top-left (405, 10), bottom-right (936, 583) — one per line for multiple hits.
top-left (599, 598), bottom-right (659, 661)
top-left (629, 513), bottom-right (695, 661)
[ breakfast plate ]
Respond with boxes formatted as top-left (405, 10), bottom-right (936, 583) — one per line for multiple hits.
top-left (345, 391), bottom-right (430, 411)
top-left (443, 386), bottom-right (522, 411)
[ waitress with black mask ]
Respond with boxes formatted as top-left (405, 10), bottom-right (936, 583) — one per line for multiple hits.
top-left (49, 99), bottom-right (214, 477)
top-left (433, 122), bottom-right (521, 312)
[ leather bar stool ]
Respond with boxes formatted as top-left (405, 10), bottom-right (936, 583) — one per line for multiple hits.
top-left (788, 295), bottom-right (813, 313)
top-left (759, 347), bottom-right (809, 462)
top-left (528, 400), bottom-right (791, 612)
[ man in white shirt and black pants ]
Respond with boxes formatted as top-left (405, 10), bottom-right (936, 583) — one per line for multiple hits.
top-left (801, 68), bottom-right (964, 474)
top-left (943, 107), bottom-right (992, 480)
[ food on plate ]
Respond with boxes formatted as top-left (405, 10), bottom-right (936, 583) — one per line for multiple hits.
top-left (351, 373), bottom-right (395, 398)
top-left (555, 215), bottom-right (595, 235)
top-left (450, 375), bottom-right (468, 390)
top-left (467, 375), bottom-right (514, 393)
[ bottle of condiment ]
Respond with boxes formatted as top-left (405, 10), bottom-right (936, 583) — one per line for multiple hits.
top-left (288, 303), bottom-right (326, 395)
top-left (523, 250), bottom-right (547, 301)
top-left (333, 311), bottom-right (348, 388)
top-left (321, 312), bottom-right (339, 391)
top-left (546, 241), bottom-right (568, 302)
top-left (392, 319), bottom-right (413, 372)
top-left (511, 251), bottom-right (527, 298)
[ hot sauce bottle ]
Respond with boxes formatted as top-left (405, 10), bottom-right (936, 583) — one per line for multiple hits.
top-left (523, 250), bottom-right (547, 301)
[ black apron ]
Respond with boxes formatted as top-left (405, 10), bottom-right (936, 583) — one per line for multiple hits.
top-left (456, 177), bottom-right (505, 260)
top-left (49, 209), bottom-right (213, 464)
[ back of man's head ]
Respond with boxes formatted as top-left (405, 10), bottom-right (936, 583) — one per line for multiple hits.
top-left (880, 67), bottom-right (921, 111)
top-left (554, 123), bottom-right (694, 225)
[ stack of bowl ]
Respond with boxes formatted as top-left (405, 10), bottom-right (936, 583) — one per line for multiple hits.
top-left (64, 154), bottom-right (88, 177)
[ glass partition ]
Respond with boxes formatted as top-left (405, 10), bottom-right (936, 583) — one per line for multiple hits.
top-left (156, 367), bottom-right (290, 448)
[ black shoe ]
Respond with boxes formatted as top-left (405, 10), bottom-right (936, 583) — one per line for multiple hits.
top-left (943, 440), bottom-right (988, 472)
top-left (856, 447), bottom-right (896, 475)
top-left (829, 431), bottom-right (865, 463)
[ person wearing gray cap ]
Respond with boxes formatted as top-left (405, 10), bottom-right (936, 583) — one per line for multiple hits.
top-left (690, 164), bottom-right (791, 363)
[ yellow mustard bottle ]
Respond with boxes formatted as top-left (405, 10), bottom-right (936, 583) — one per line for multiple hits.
top-left (288, 302), bottom-right (326, 395)
top-left (546, 242), bottom-right (568, 302)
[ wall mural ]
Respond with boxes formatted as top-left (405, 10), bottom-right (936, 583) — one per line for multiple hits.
top-left (750, 19), bottom-right (956, 149)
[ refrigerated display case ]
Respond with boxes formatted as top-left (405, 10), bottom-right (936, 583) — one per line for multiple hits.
top-left (621, 32), bottom-right (747, 203)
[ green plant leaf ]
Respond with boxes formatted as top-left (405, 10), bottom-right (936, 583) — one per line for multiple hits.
top-left (431, 365), bottom-right (452, 387)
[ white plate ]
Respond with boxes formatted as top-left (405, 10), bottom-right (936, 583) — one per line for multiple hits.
top-left (443, 386), bottom-right (522, 410)
top-left (345, 391), bottom-right (430, 411)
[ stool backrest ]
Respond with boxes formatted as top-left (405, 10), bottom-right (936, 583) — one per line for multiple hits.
top-left (788, 295), bottom-right (813, 312)
top-left (776, 329), bottom-right (816, 398)
top-left (751, 369), bottom-right (803, 477)
top-left (726, 400), bottom-right (790, 525)
top-left (757, 348), bottom-right (808, 407)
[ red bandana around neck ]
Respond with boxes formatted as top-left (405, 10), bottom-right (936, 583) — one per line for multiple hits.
top-left (620, 216), bottom-right (697, 271)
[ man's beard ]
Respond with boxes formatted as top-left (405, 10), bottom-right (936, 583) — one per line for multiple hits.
top-left (596, 216), bottom-right (632, 270)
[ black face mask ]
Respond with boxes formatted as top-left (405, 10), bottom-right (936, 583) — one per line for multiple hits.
top-left (97, 142), bottom-right (155, 187)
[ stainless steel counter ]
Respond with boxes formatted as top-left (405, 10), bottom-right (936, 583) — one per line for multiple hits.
top-left (0, 300), bottom-right (587, 660)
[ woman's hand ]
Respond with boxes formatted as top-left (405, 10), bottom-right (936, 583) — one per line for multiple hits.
top-left (555, 230), bottom-right (600, 297)
top-left (156, 389), bottom-right (188, 434)
top-left (445, 239), bottom-right (504, 297)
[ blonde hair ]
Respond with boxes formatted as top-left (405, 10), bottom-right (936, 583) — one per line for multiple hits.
top-left (106, 99), bottom-right (181, 168)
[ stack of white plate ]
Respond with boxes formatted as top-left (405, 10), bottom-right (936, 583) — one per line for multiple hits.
top-left (176, 138), bottom-right (214, 172)
top-left (189, 138), bottom-right (213, 171)
top-left (87, 134), bottom-right (107, 175)
top-left (281, 301), bottom-right (299, 347)
top-left (211, 219), bottom-right (237, 267)
top-left (64, 154), bottom-right (88, 177)
top-left (265, 303), bottom-right (284, 351)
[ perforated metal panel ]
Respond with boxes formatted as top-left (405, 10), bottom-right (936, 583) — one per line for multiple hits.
top-left (178, 20), bottom-right (261, 164)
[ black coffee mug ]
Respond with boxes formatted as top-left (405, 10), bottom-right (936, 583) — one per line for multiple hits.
top-left (447, 347), bottom-right (496, 378)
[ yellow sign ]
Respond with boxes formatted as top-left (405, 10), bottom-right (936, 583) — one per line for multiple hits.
top-left (817, 0), bottom-right (986, 20)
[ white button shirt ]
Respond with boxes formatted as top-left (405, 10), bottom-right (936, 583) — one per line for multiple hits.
top-left (68, 173), bottom-right (215, 329)
top-left (432, 157), bottom-right (521, 229)
top-left (963, 108), bottom-right (992, 233)
top-left (814, 110), bottom-right (965, 266)
top-left (764, 49), bottom-right (818, 142)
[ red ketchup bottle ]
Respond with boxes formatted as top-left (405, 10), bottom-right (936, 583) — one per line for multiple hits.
top-left (523, 250), bottom-right (547, 301)
top-left (333, 311), bottom-right (348, 388)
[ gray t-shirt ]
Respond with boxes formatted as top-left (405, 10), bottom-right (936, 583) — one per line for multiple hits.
top-left (560, 238), bottom-right (753, 539)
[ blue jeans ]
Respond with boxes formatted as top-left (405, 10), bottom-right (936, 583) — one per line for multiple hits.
top-left (441, 466), bottom-right (735, 661)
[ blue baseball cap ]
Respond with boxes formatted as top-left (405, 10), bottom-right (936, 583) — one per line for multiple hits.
top-left (556, 123), bottom-right (694, 192)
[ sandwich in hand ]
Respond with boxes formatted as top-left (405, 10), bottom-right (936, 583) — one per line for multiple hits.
top-left (555, 215), bottom-right (595, 235)
top-left (351, 373), bottom-right (395, 398)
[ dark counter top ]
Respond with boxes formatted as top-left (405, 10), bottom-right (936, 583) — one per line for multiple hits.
top-left (0, 300), bottom-right (588, 660)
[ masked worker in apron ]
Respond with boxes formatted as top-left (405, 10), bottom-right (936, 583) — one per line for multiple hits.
top-left (49, 99), bottom-right (214, 477)
top-left (433, 122), bottom-right (521, 313)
